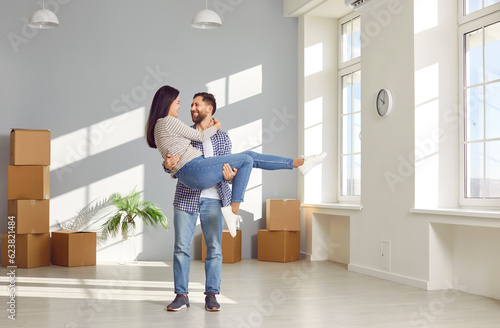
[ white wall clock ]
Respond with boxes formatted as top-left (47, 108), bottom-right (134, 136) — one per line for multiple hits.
top-left (376, 88), bottom-right (393, 117)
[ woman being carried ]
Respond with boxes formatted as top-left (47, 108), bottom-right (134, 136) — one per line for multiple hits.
top-left (146, 85), bottom-right (326, 237)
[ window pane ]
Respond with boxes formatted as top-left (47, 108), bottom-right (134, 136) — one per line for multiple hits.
top-left (466, 29), bottom-right (484, 86)
top-left (485, 22), bottom-right (500, 82)
top-left (342, 74), bottom-right (352, 114)
top-left (466, 86), bottom-right (484, 141)
top-left (342, 115), bottom-right (352, 154)
top-left (352, 17), bottom-right (361, 59)
top-left (353, 71), bottom-right (361, 112)
top-left (485, 0), bottom-right (500, 7)
top-left (352, 113), bottom-right (361, 154)
top-left (465, 0), bottom-right (482, 14)
top-left (485, 82), bottom-right (500, 139)
top-left (486, 140), bottom-right (500, 198)
top-left (342, 21), bottom-right (352, 62)
top-left (466, 142), bottom-right (484, 198)
top-left (353, 154), bottom-right (361, 195)
top-left (341, 155), bottom-right (352, 195)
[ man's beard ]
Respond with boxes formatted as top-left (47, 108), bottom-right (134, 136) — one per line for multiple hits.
top-left (192, 111), bottom-right (207, 124)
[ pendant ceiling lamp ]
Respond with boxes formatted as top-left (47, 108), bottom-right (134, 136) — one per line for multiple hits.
top-left (191, 0), bottom-right (222, 29)
top-left (29, 0), bottom-right (59, 29)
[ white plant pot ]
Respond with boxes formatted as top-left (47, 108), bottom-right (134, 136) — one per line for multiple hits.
top-left (119, 223), bottom-right (138, 265)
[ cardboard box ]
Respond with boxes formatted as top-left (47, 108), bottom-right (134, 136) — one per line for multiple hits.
top-left (266, 199), bottom-right (300, 231)
top-left (202, 230), bottom-right (241, 263)
top-left (10, 129), bottom-right (51, 165)
top-left (8, 165), bottom-right (50, 200)
top-left (258, 230), bottom-right (300, 262)
top-left (1, 233), bottom-right (51, 268)
top-left (8, 200), bottom-right (50, 234)
top-left (51, 230), bottom-right (96, 267)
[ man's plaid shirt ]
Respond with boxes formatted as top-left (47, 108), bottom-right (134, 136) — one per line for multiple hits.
top-left (164, 124), bottom-right (232, 213)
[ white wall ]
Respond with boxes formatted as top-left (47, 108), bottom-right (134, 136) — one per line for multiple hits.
top-left (350, 0), bottom-right (430, 283)
top-left (297, 0), bottom-right (500, 300)
top-left (0, 0), bottom-right (298, 262)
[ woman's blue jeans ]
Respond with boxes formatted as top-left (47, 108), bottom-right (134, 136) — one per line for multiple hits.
top-left (176, 150), bottom-right (293, 203)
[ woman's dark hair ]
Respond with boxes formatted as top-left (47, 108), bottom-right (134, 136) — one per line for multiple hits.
top-left (145, 85), bottom-right (179, 148)
top-left (193, 92), bottom-right (217, 115)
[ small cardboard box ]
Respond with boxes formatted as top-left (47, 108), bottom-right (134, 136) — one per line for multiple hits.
top-left (258, 229), bottom-right (300, 262)
top-left (8, 200), bottom-right (50, 234)
top-left (10, 129), bottom-right (51, 165)
top-left (266, 199), bottom-right (300, 231)
top-left (51, 230), bottom-right (96, 267)
top-left (8, 165), bottom-right (50, 200)
top-left (202, 230), bottom-right (241, 263)
top-left (1, 233), bottom-right (51, 268)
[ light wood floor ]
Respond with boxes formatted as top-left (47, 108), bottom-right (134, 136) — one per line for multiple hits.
top-left (1, 259), bottom-right (499, 327)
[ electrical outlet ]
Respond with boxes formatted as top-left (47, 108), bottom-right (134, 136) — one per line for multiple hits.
top-left (381, 241), bottom-right (391, 271)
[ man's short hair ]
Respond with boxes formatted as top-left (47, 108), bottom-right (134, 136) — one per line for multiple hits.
top-left (193, 92), bottom-right (217, 115)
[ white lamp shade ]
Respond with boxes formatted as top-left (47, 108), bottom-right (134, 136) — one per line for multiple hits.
top-left (191, 9), bottom-right (222, 29)
top-left (29, 9), bottom-right (59, 29)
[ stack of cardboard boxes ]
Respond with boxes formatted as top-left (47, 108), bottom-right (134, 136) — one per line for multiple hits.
top-left (258, 199), bottom-right (300, 262)
top-left (2, 129), bottom-right (97, 268)
top-left (2, 129), bottom-right (51, 268)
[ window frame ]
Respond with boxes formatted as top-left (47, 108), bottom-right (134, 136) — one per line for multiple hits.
top-left (458, 8), bottom-right (500, 208)
top-left (338, 13), bottom-right (362, 203)
top-left (338, 13), bottom-right (362, 70)
top-left (458, 0), bottom-right (500, 25)
top-left (338, 64), bottom-right (362, 203)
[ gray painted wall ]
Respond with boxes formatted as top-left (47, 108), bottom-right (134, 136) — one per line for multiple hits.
top-left (0, 0), bottom-right (298, 261)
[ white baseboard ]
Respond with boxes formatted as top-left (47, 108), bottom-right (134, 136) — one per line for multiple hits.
top-left (348, 263), bottom-right (429, 290)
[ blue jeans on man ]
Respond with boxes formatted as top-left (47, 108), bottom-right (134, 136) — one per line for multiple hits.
top-left (173, 198), bottom-right (223, 295)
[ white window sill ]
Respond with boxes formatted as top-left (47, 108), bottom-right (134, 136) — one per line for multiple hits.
top-left (302, 203), bottom-right (363, 211)
top-left (410, 207), bottom-right (500, 228)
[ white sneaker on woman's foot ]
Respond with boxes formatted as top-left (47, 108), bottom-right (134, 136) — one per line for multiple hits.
top-left (221, 206), bottom-right (241, 237)
top-left (298, 152), bottom-right (327, 175)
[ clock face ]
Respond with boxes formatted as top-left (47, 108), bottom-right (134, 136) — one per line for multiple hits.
top-left (376, 89), bottom-right (392, 117)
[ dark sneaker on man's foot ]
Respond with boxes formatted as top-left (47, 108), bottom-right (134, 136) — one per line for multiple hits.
top-left (205, 292), bottom-right (220, 311)
top-left (166, 294), bottom-right (190, 311)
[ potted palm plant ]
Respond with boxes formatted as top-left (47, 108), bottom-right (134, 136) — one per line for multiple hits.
top-left (100, 188), bottom-right (168, 263)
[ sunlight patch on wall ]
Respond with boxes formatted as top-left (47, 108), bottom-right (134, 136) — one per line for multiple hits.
top-left (88, 165), bottom-right (144, 201)
top-left (206, 65), bottom-right (262, 110)
top-left (50, 186), bottom-right (88, 229)
top-left (206, 77), bottom-right (227, 108)
top-left (414, 0), bottom-right (438, 34)
top-left (415, 64), bottom-right (439, 105)
top-left (415, 64), bottom-right (440, 208)
top-left (304, 97), bottom-right (324, 203)
top-left (51, 107), bottom-right (146, 171)
top-left (228, 120), bottom-right (263, 220)
top-left (304, 43), bottom-right (323, 77)
top-left (228, 65), bottom-right (263, 105)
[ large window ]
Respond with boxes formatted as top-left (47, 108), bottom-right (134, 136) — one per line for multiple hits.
top-left (339, 14), bottom-right (361, 201)
top-left (460, 2), bottom-right (500, 207)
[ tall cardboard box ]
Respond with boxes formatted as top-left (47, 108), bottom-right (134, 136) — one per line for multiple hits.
top-left (8, 200), bottom-right (50, 234)
top-left (8, 166), bottom-right (50, 200)
top-left (1, 233), bottom-right (51, 268)
top-left (266, 199), bottom-right (300, 231)
top-left (258, 230), bottom-right (300, 262)
top-left (51, 230), bottom-right (96, 267)
top-left (202, 230), bottom-right (241, 263)
top-left (10, 129), bottom-right (51, 165)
